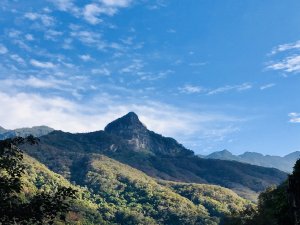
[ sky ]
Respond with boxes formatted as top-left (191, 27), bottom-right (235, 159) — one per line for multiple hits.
top-left (0, 0), bottom-right (300, 156)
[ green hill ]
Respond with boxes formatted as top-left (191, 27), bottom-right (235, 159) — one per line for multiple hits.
top-left (20, 153), bottom-right (251, 225)
top-left (22, 113), bottom-right (287, 201)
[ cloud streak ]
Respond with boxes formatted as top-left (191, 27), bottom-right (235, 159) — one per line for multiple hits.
top-left (289, 112), bottom-right (300, 123)
top-left (268, 40), bottom-right (300, 74)
top-left (0, 91), bottom-right (242, 150)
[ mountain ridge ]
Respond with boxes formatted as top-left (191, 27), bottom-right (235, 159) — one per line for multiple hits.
top-left (204, 149), bottom-right (300, 172)
top-left (22, 112), bottom-right (287, 202)
top-left (0, 125), bottom-right (54, 140)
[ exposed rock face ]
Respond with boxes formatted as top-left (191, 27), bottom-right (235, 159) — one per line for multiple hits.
top-left (105, 112), bottom-right (150, 151)
top-left (104, 112), bottom-right (194, 156)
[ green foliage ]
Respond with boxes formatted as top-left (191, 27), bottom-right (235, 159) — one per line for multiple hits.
top-left (0, 137), bottom-right (77, 225)
top-left (222, 159), bottom-right (300, 225)
top-left (161, 181), bottom-right (251, 218)
top-left (6, 151), bottom-right (254, 225)
top-left (24, 129), bottom-right (287, 201)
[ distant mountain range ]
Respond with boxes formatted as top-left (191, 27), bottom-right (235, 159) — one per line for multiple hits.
top-left (20, 112), bottom-right (287, 202)
top-left (0, 125), bottom-right (54, 140)
top-left (202, 149), bottom-right (300, 173)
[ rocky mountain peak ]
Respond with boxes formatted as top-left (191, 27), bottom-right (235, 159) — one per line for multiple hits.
top-left (104, 112), bottom-right (147, 136)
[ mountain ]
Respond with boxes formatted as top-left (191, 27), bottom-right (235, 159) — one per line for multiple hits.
top-left (22, 112), bottom-right (287, 202)
top-left (19, 152), bottom-right (251, 225)
top-left (104, 112), bottom-right (194, 156)
top-left (0, 125), bottom-right (54, 140)
top-left (206, 150), bottom-right (240, 161)
top-left (204, 150), bottom-right (300, 172)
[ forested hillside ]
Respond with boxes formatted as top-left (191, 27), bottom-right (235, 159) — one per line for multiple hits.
top-left (1, 137), bottom-right (252, 225)
top-left (22, 112), bottom-right (287, 201)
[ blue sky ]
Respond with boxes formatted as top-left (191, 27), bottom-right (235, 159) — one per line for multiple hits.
top-left (1, 0), bottom-right (300, 156)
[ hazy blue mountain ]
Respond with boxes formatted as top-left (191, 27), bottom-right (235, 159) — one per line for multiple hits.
top-left (205, 150), bottom-right (240, 161)
top-left (22, 112), bottom-right (287, 201)
top-left (204, 150), bottom-right (300, 172)
top-left (0, 125), bottom-right (54, 140)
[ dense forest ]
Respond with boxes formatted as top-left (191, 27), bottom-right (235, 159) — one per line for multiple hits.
top-left (223, 161), bottom-right (300, 225)
top-left (1, 136), bottom-right (253, 224)
top-left (0, 114), bottom-right (297, 225)
top-left (1, 136), bottom-right (299, 224)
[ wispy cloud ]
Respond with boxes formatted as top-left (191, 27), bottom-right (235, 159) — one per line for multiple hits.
top-left (288, 112), bottom-right (300, 123)
top-left (50, 0), bottom-right (133, 25)
top-left (24, 12), bottom-right (55, 27)
top-left (92, 68), bottom-right (111, 76)
top-left (178, 83), bottom-right (253, 95)
top-left (79, 54), bottom-right (93, 62)
top-left (44, 29), bottom-right (63, 41)
top-left (0, 91), bottom-right (242, 150)
top-left (179, 85), bottom-right (205, 94)
top-left (207, 83), bottom-right (252, 95)
top-left (10, 54), bottom-right (26, 65)
top-left (268, 40), bottom-right (300, 74)
top-left (100, 0), bottom-right (132, 7)
top-left (83, 4), bottom-right (105, 25)
top-left (260, 83), bottom-right (275, 90)
top-left (119, 59), bottom-right (144, 74)
top-left (267, 55), bottom-right (300, 73)
top-left (270, 40), bottom-right (300, 55)
top-left (70, 29), bottom-right (106, 49)
top-left (1, 76), bottom-right (70, 89)
top-left (25, 34), bottom-right (34, 41)
top-left (48, 0), bottom-right (80, 15)
top-left (0, 44), bottom-right (8, 54)
top-left (30, 59), bottom-right (56, 69)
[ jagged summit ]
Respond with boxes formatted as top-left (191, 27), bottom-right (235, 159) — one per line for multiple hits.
top-left (103, 112), bottom-right (193, 156)
top-left (104, 112), bottom-right (147, 135)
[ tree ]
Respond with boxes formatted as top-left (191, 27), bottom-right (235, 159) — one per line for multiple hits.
top-left (0, 136), bottom-right (77, 224)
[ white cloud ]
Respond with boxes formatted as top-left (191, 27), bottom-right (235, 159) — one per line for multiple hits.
top-left (79, 54), bottom-right (93, 62)
top-left (8, 29), bottom-right (21, 38)
top-left (207, 83), bottom-right (252, 95)
top-left (100, 0), bottom-right (132, 7)
top-left (0, 44), bottom-right (8, 54)
top-left (179, 85), bottom-right (205, 94)
top-left (189, 62), bottom-right (207, 67)
top-left (268, 40), bottom-right (300, 74)
top-left (289, 112), bottom-right (300, 123)
top-left (83, 4), bottom-right (114, 25)
top-left (137, 70), bottom-right (173, 81)
top-left (49, 0), bottom-right (80, 15)
top-left (260, 83), bottom-right (275, 90)
top-left (30, 59), bottom-right (56, 69)
top-left (267, 55), bottom-right (300, 73)
top-left (1, 76), bottom-right (69, 89)
top-left (10, 54), bottom-right (26, 65)
top-left (25, 34), bottom-right (34, 41)
top-left (119, 59), bottom-right (144, 74)
top-left (24, 12), bottom-right (55, 26)
top-left (0, 92), bottom-right (241, 149)
top-left (83, 4), bottom-right (103, 25)
top-left (70, 30), bottom-right (105, 48)
top-left (92, 68), bottom-right (111, 76)
top-left (83, 1), bottom-right (132, 25)
top-left (44, 29), bottom-right (63, 41)
top-left (271, 40), bottom-right (300, 55)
